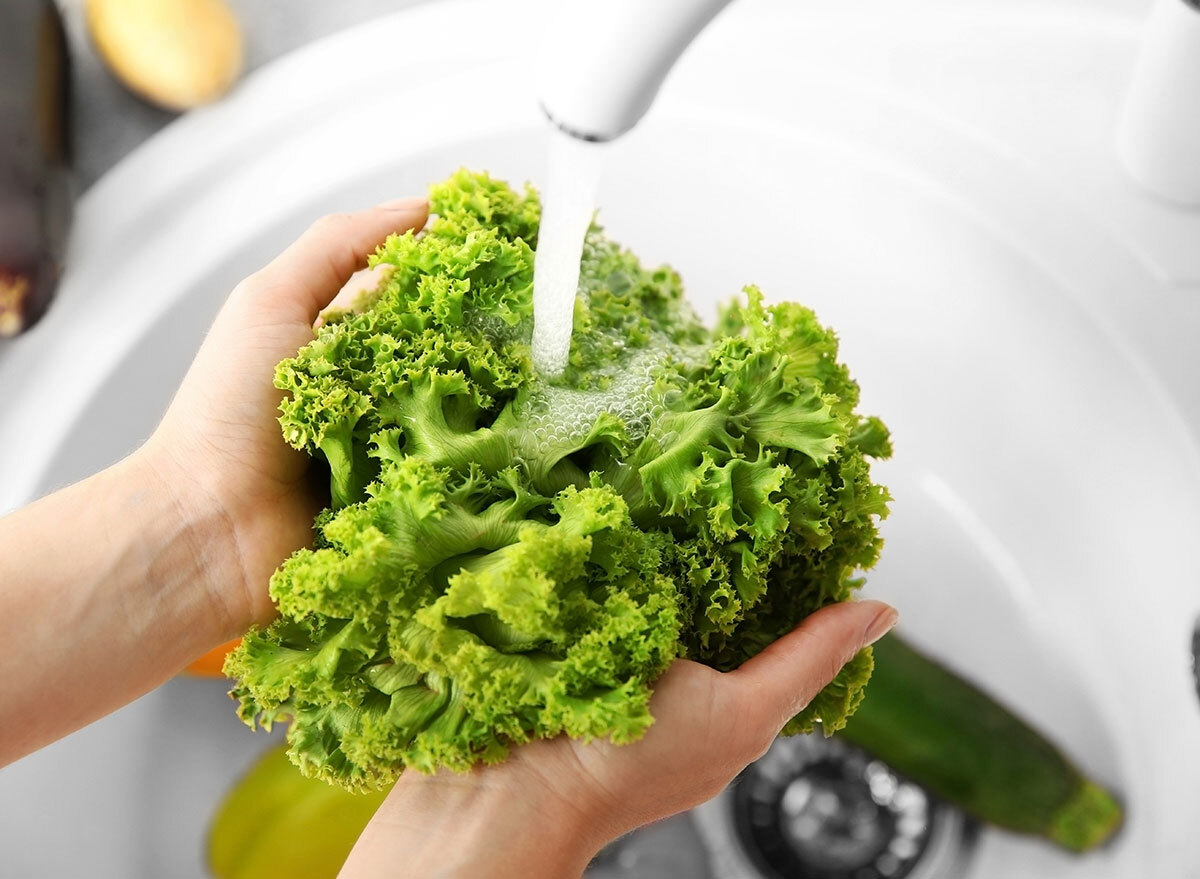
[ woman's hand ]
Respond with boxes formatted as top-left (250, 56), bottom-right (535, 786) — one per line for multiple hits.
top-left (143, 198), bottom-right (429, 629)
top-left (340, 599), bottom-right (898, 879)
top-left (143, 197), bottom-right (898, 879)
top-left (0, 192), bottom-right (899, 879)
top-left (0, 199), bottom-right (426, 765)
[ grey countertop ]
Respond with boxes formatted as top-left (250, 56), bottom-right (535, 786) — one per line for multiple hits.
top-left (58, 0), bottom-right (430, 190)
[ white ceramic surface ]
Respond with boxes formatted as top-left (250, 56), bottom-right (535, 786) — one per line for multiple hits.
top-left (3, 0), bottom-right (1200, 876)
top-left (1118, 0), bottom-right (1200, 203)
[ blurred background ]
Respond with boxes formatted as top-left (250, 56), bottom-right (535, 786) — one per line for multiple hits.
top-left (57, 0), bottom-right (426, 189)
top-left (4, 0), bottom-right (1200, 877)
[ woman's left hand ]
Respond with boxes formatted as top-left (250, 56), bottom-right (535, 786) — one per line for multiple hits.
top-left (144, 198), bottom-right (429, 628)
top-left (0, 198), bottom-right (426, 765)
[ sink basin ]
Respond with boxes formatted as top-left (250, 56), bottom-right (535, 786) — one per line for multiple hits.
top-left (3, 0), bottom-right (1200, 876)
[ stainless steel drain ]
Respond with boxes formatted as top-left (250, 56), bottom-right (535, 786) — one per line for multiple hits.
top-left (693, 734), bottom-right (977, 879)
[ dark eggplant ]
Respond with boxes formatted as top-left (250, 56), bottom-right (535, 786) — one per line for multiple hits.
top-left (0, 0), bottom-right (73, 338)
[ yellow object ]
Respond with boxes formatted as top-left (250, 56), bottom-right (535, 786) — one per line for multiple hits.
top-left (208, 745), bottom-right (390, 879)
top-left (0, 276), bottom-right (31, 338)
top-left (86, 0), bottom-right (244, 111)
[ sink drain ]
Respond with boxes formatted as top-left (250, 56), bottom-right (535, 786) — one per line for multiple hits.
top-left (693, 734), bottom-right (977, 879)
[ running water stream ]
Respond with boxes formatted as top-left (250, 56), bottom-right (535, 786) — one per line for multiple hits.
top-left (530, 128), bottom-right (607, 377)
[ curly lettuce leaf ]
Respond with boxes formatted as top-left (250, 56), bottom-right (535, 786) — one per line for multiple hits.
top-left (229, 169), bottom-right (891, 789)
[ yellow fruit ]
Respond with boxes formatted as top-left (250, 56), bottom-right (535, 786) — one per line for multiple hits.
top-left (86, 0), bottom-right (244, 111)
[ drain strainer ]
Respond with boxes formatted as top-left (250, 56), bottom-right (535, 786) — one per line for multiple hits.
top-left (694, 734), bottom-right (976, 879)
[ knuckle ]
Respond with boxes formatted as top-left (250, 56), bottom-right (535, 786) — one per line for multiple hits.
top-left (728, 715), bottom-right (777, 768)
top-left (694, 761), bottom-right (739, 805)
top-left (310, 212), bottom-right (353, 238)
top-left (742, 729), bottom-right (776, 766)
top-left (733, 688), bottom-right (790, 762)
top-left (233, 270), bottom-right (285, 304)
top-left (778, 679), bottom-right (819, 729)
top-left (232, 273), bottom-right (264, 297)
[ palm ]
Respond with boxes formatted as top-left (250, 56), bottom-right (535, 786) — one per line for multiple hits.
top-left (509, 661), bottom-right (756, 835)
top-left (149, 204), bottom-right (430, 626)
top-left (491, 596), bottom-right (890, 844)
top-left (357, 599), bottom-right (893, 876)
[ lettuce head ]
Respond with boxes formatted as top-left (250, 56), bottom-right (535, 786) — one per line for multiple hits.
top-left (226, 169), bottom-right (892, 790)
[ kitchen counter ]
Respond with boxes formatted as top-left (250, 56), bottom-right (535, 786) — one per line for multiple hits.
top-left (57, 0), bottom-right (430, 190)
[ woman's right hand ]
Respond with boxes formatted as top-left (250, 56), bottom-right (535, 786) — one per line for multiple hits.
top-left (340, 598), bottom-right (898, 879)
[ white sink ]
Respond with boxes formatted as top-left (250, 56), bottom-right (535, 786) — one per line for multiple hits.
top-left (3, 0), bottom-right (1200, 876)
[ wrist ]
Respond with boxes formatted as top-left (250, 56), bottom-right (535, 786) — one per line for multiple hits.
top-left (341, 768), bottom-right (604, 879)
top-left (129, 442), bottom-right (255, 640)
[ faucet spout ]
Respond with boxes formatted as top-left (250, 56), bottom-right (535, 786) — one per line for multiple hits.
top-left (537, 0), bottom-right (735, 142)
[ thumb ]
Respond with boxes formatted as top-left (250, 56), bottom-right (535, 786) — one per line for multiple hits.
top-left (240, 197), bottom-right (430, 325)
top-left (731, 599), bottom-right (898, 731)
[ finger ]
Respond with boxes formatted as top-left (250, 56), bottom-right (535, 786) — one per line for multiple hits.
top-left (730, 600), bottom-right (897, 729)
top-left (315, 264), bottom-right (393, 329)
top-left (248, 197), bottom-right (428, 323)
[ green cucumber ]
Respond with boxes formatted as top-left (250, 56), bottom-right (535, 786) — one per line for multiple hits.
top-left (838, 634), bottom-right (1123, 852)
top-left (208, 745), bottom-right (390, 879)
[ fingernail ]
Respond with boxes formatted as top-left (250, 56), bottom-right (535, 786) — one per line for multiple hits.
top-left (376, 195), bottom-right (428, 212)
top-left (863, 603), bottom-right (899, 646)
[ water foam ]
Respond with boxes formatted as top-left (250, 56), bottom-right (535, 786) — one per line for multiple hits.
top-left (524, 347), bottom-right (671, 452)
